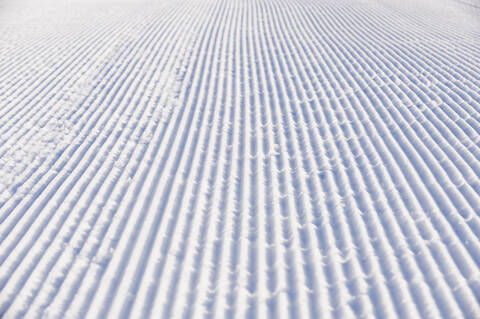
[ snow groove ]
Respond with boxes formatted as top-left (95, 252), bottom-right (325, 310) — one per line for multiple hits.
top-left (0, 0), bottom-right (479, 318)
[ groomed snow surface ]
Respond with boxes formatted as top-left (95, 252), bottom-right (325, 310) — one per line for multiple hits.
top-left (1, 0), bottom-right (480, 317)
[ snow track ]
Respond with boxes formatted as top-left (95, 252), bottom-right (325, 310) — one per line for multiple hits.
top-left (0, 0), bottom-right (480, 317)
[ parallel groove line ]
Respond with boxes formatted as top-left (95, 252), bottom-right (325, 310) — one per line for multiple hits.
top-left (0, 0), bottom-right (479, 318)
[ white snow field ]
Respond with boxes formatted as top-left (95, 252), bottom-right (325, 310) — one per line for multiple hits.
top-left (0, 0), bottom-right (480, 317)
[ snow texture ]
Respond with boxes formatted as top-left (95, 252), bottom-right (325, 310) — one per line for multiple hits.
top-left (0, 0), bottom-right (480, 317)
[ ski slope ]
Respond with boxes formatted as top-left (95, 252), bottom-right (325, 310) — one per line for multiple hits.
top-left (1, 0), bottom-right (480, 317)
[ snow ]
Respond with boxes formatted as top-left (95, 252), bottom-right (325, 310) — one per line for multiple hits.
top-left (0, 0), bottom-right (480, 317)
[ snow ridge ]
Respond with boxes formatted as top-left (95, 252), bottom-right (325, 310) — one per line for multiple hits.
top-left (0, 0), bottom-right (479, 318)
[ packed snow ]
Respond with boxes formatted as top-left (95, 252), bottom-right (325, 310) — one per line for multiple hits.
top-left (0, 0), bottom-right (480, 317)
